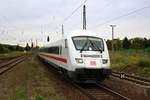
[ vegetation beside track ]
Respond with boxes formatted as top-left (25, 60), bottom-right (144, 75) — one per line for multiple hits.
top-left (0, 51), bottom-right (26, 58)
top-left (110, 48), bottom-right (150, 78)
top-left (0, 53), bottom-right (66, 100)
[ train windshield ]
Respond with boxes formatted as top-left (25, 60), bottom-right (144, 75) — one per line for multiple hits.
top-left (72, 36), bottom-right (104, 51)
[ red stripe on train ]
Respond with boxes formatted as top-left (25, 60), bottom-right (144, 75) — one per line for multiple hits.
top-left (42, 54), bottom-right (67, 64)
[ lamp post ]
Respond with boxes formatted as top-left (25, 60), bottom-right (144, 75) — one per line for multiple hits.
top-left (110, 25), bottom-right (116, 52)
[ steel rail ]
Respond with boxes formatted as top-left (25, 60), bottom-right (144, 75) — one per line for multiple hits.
top-left (112, 71), bottom-right (150, 86)
top-left (0, 56), bottom-right (27, 74)
top-left (96, 83), bottom-right (131, 100)
top-left (71, 82), bottom-right (130, 100)
top-left (39, 56), bottom-right (130, 100)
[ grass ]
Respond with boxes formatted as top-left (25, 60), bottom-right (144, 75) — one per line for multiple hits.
top-left (137, 59), bottom-right (150, 67)
top-left (0, 53), bottom-right (66, 100)
top-left (35, 96), bottom-right (45, 100)
top-left (110, 49), bottom-right (150, 78)
top-left (13, 87), bottom-right (27, 100)
top-left (0, 51), bottom-right (26, 58)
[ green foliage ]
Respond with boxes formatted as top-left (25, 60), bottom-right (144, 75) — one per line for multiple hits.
top-left (107, 37), bottom-right (150, 51)
top-left (31, 42), bottom-right (34, 48)
top-left (137, 60), bottom-right (150, 67)
top-left (114, 39), bottom-right (122, 50)
top-left (110, 49), bottom-right (150, 77)
top-left (0, 44), bottom-right (5, 53)
top-left (35, 96), bottom-right (45, 100)
top-left (0, 43), bottom-right (24, 54)
top-left (106, 40), bottom-right (112, 50)
top-left (144, 47), bottom-right (150, 53)
top-left (0, 44), bottom-right (10, 53)
top-left (16, 44), bottom-right (24, 51)
top-left (130, 38), bottom-right (144, 49)
top-left (25, 43), bottom-right (31, 51)
top-left (143, 38), bottom-right (148, 48)
top-left (13, 87), bottom-right (27, 100)
top-left (0, 42), bottom-right (39, 54)
top-left (148, 39), bottom-right (150, 47)
top-left (122, 37), bottom-right (131, 49)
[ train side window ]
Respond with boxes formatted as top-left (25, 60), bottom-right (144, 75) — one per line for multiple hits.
top-left (59, 46), bottom-right (62, 54)
top-left (65, 39), bottom-right (68, 48)
top-left (48, 47), bottom-right (59, 54)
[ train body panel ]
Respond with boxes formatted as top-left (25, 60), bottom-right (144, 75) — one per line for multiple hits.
top-left (39, 30), bottom-right (111, 83)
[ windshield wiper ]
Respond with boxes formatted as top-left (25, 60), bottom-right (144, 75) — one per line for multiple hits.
top-left (89, 40), bottom-right (103, 53)
top-left (80, 38), bottom-right (89, 53)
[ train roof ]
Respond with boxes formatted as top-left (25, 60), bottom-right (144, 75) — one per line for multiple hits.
top-left (41, 30), bottom-right (103, 48)
top-left (64, 30), bottom-right (101, 38)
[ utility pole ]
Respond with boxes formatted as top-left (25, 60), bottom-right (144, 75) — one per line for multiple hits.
top-left (83, 5), bottom-right (86, 30)
top-left (36, 39), bottom-right (38, 47)
top-left (41, 25), bottom-right (43, 34)
top-left (110, 25), bottom-right (116, 52)
top-left (62, 24), bottom-right (64, 35)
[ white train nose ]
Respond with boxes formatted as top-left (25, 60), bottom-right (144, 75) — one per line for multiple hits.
top-left (84, 59), bottom-right (102, 68)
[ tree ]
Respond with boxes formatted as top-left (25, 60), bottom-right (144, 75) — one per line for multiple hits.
top-left (0, 44), bottom-right (4, 53)
top-left (122, 37), bottom-right (130, 49)
top-left (106, 40), bottom-right (112, 50)
top-left (148, 39), bottom-right (150, 48)
top-left (114, 39), bottom-right (122, 50)
top-left (25, 43), bottom-right (30, 51)
top-left (8, 45), bottom-right (16, 51)
top-left (16, 44), bottom-right (20, 51)
top-left (31, 42), bottom-right (34, 48)
top-left (16, 44), bottom-right (24, 51)
top-left (130, 38), bottom-right (144, 49)
top-left (0, 44), bottom-right (9, 53)
top-left (143, 38), bottom-right (149, 48)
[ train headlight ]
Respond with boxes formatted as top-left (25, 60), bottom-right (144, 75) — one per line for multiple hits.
top-left (102, 59), bottom-right (108, 64)
top-left (75, 58), bottom-right (83, 64)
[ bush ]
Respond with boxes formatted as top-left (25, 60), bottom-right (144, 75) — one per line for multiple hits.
top-left (137, 60), bottom-right (150, 67)
top-left (144, 48), bottom-right (150, 53)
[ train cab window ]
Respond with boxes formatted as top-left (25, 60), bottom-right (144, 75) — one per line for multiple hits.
top-left (65, 39), bottom-right (68, 48)
top-left (72, 36), bottom-right (104, 51)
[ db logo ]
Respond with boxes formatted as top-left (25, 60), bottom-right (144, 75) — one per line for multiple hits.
top-left (90, 61), bottom-right (96, 65)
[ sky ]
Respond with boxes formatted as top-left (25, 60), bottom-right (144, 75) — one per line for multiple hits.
top-left (0, 0), bottom-right (150, 46)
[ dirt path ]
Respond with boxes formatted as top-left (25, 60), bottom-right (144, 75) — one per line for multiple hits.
top-left (0, 55), bottom-right (66, 100)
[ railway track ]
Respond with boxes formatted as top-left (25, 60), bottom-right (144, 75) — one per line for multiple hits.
top-left (0, 56), bottom-right (21, 63)
top-left (112, 71), bottom-right (150, 86)
top-left (0, 55), bottom-right (27, 74)
top-left (70, 82), bottom-right (130, 100)
top-left (39, 56), bottom-right (130, 100)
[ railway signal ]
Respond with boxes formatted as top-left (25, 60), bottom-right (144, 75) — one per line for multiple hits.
top-left (47, 36), bottom-right (50, 42)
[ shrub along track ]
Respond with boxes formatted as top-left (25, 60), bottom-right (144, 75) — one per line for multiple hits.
top-left (39, 56), bottom-right (130, 100)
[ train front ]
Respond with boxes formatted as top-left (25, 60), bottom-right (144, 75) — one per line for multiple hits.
top-left (67, 30), bottom-right (111, 83)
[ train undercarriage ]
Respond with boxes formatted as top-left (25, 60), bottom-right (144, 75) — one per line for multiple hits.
top-left (62, 68), bottom-right (112, 83)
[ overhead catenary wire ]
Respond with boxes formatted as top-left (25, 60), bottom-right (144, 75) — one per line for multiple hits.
top-left (63, 0), bottom-right (113, 24)
top-left (54, 0), bottom-right (88, 32)
top-left (65, 0), bottom-right (114, 31)
top-left (90, 4), bottom-right (150, 29)
top-left (63, 0), bottom-right (88, 23)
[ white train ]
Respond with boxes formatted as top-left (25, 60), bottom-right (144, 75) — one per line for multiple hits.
top-left (39, 30), bottom-right (111, 83)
